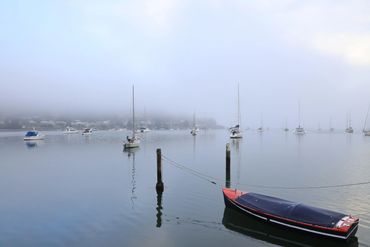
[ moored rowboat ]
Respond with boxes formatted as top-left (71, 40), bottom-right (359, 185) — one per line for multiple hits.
top-left (223, 188), bottom-right (359, 240)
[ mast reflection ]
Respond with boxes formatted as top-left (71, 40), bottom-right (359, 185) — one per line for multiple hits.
top-left (126, 149), bottom-right (138, 209)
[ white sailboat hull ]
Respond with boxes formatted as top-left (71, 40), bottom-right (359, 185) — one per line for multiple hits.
top-left (230, 132), bottom-right (243, 139)
top-left (294, 128), bottom-right (306, 135)
top-left (345, 128), bottom-right (354, 133)
top-left (124, 140), bottom-right (140, 149)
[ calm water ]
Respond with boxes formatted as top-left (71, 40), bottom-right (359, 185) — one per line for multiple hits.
top-left (1, 129), bottom-right (370, 247)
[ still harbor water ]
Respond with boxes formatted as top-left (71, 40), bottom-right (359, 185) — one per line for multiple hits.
top-left (1, 129), bottom-right (370, 247)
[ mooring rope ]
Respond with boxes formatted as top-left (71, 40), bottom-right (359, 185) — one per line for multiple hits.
top-left (161, 154), bottom-right (370, 216)
top-left (162, 155), bottom-right (218, 185)
top-left (161, 154), bottom-right (370, 190)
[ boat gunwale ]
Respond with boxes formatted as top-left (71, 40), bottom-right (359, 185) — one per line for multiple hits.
top-left (223, 188), bottom-right (359, 239)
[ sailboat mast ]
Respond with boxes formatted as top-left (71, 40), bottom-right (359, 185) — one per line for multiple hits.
top-left (237, 83), bottom-right (240, 126)
top-left (364, 104), bottom-right (370, 131)
top-left (261, 113), bottom-right (263, 128)
top-left (349, 112), bottom-right (351, 127)
top-left (193, 112), bottom-right (196, 128)
top-left (298, 101), bottom-right (301, 127)
top-left (132, 85), bottom-right (135, 136)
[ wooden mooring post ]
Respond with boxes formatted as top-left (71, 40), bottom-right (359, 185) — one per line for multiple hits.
top-left (156, 148), bottom-right (164, 192)
top-left (226, 143), bottom-right (231, 188)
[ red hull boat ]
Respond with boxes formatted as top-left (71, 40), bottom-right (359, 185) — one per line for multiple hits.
top-left (223, 188), bottom-right (359, 240)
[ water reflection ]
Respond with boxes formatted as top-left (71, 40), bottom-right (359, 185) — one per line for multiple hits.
top-left (24, 140), bottom-right (43, 149)
top-left (222, 207), bottom-right (358, 247)
top-left (192, 135), bottom-right (196, 160)
top-left (126, 149), bottom-right (138, 209)
top-left (156, 191), bottom-right (163, 228)
top-left (231, 139), bottom-right (241, 186)
top-left (346, 133), bottom-right (352, 145)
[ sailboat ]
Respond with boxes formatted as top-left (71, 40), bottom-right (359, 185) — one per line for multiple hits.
top-left (257, 114), bottom-right (264, 133)
top-left (317, 123), bottom-right (322, 132)
top-left (284, 118), bottom-right (289, 131)
top-left (345, 112), bottom-right (354, 133)
top-left (363, 104), bottom-right (370, 136)
top-left (124, 85), bottom-right (140, 149)
top-left (137, 107), bottom-right (151, 133)
top-left (329, 117), bottom-right (334, 132)
top-left (294, 101), bottom-right (305, 135)
top-left (190, 112), bottom-right (199, 136)
top-left (230, 84), bottom-right (243, 139)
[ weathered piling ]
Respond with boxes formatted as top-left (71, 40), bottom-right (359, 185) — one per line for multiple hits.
top-left (226, 143), bottom-right (231, 188)
top-left (156, 148), bottom-right (164, 192)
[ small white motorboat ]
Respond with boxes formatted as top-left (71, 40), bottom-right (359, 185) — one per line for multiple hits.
top-left (82, 128), bottom-right (92, 135)
top-left (24, 130), bottom-right (45, 140)
top-left (137, 127), bottom-right (151, 133)
top-left (64, 127), bottom-right (79, 134)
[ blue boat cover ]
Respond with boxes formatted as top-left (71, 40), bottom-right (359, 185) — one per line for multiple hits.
top-left (25, 131), bottom-right (38, 137)
top-left (236, 193), bottom-right (345, 228)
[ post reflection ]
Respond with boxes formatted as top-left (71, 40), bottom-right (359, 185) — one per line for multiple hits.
top-left (156, 190), bottom-right (163, 228)
top-left (222, 207), bottom-right (358, 247)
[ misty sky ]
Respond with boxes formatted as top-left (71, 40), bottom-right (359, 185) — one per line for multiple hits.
top-left (1, 0), bottom-right (370, 128)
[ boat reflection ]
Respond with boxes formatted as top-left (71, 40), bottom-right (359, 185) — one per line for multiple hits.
top-left (24, 140), bottom-right (44, 149)
top-left (192, 134), bottom-right (196, 160)
top-left (222, 207), bottom-right (358, 247)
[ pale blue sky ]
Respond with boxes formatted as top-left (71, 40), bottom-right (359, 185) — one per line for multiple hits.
top-left (1, 0), bottom-right (370, 128)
